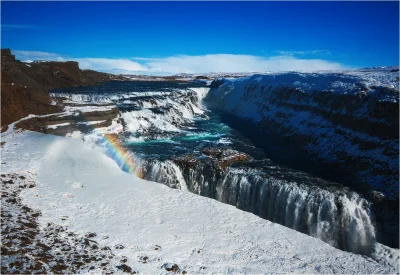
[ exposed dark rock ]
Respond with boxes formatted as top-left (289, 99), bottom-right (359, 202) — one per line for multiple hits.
top-left (175, 148), bottom-right (249, 173)
top-left (202, 147), bottom-right (249, 170)
top-left (209, 78), bottom-right (224, 88)
top-left (120, 256), bottom-right (128, 263)
top-left (163, 263), bottom-right (180, 273)
top-left (1, 48), bottom-right (127, 130)
top-left (116, 264), bottom-right (135, 274)
top-left (86, 232), bottom-right (97, 238)
top-left (174, 155), bottom-right (199, 169)
top-left (139, 256), bottom-right (149, 263)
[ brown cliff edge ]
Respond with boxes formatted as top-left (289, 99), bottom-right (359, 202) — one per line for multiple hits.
top-left (1, 49), bottom-right (125, 131)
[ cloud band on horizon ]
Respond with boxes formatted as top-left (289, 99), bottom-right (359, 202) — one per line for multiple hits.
top-left (12, 50), bottom-right (347, 75)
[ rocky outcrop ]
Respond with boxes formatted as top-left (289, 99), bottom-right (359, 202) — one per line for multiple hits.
top-left (15, 106), bottom-right (121, 136)
top-left (173, 148), bottom-right (250, 196)
top-left (201, 147), bottom-right (249, 170)
top-left (175, 147), bottom-right (249, 172)
top-left (1, 49), bottom-right (126, 130)
top-left (208, 79), bottom-right (224, 88)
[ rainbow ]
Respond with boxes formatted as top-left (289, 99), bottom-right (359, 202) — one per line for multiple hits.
top-left (102, 133), bottom-right (144, 178)
top-left (76, 112), bottom-right (143, 178)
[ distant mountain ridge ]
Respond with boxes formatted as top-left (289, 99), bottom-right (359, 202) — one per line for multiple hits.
top-left (1, 49), bottom-right (126, 129)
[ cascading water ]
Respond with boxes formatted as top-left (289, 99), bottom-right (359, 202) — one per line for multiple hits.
top-left (135, 158), bottom-right (188, 190)
top-left (50, 80), bottom-right (386, 257)
top-left (218, 169), bottom-right (376, 254)
top-left (128, 155), bottom-right (376, 255)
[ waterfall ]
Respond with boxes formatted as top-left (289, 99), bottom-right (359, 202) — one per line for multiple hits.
top-left (50, 90), bottom-right (175, 103)
top-left (50, 87), bottom-right (209, 106)
top-left (216, 169), bottom-right (376, 254)
top-left (53, 82), bottom-right (379, 255)
top-left (119, 88), bottom-right (209, 136)
top-left (54, 87), bottom-right (210, 137)
top-left (135, 158), bottom-right (377, 255)
top-left (132, 158), bottom-right (188, 190)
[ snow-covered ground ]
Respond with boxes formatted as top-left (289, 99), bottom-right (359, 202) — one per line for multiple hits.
top-left (1, 130), bottom-right (397, 274)
top-left (128, 66), bottom-right (399, 85)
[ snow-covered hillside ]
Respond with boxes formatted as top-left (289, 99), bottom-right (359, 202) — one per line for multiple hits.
top-left (206, 70), bottom-right (399, 199)
top-left (1, 131), bottom-right (397, 273)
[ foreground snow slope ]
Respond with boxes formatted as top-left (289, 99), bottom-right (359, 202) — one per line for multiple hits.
top-left (1, 131), bottom-right (396, 274)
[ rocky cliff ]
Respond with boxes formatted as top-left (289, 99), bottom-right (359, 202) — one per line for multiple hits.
top-left (205, 72), bottom-right (399, 247)
top-left (205, 72), bottom-right (399, 201)
top-left (1, 49), bottom-right (125, 129)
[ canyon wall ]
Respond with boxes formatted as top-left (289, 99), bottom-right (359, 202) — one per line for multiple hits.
top-left (205, 72), bottom-right (399, 201)
top-left (204, 72), bottom-right (399, 248)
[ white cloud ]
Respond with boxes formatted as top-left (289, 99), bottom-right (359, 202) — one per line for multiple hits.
top-left (12, 50), bottom-right (346, 75)
top-left (140, 54), bottom-right (345, 74)
top-left (73, 58), bottom-right (147, 72)
top-left (13, 50), bottom-right (147, 72)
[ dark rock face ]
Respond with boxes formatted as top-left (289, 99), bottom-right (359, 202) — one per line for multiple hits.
top-left (175, 147), bottom-right (249, 173)
top-left (201, 147), bottom-right (249, 171)
top-left (173, 148), bottom-right (250, 197)
top-left (209, 79), bottom-right (224, 88)
top-left (1, 48), bottom-right (126, 130)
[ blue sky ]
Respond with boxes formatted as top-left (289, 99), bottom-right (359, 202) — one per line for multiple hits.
top-left (1, 1), bottom-right (399, 74)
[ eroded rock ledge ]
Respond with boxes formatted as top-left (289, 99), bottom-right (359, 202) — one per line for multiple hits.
top-left (175, 147), bottom-right (249, 172)
top-left (15, 103), bottom-right (122, 136)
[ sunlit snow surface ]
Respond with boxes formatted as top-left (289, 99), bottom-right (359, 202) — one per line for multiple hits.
top-left (1, 131), bottom-right (397, 274)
